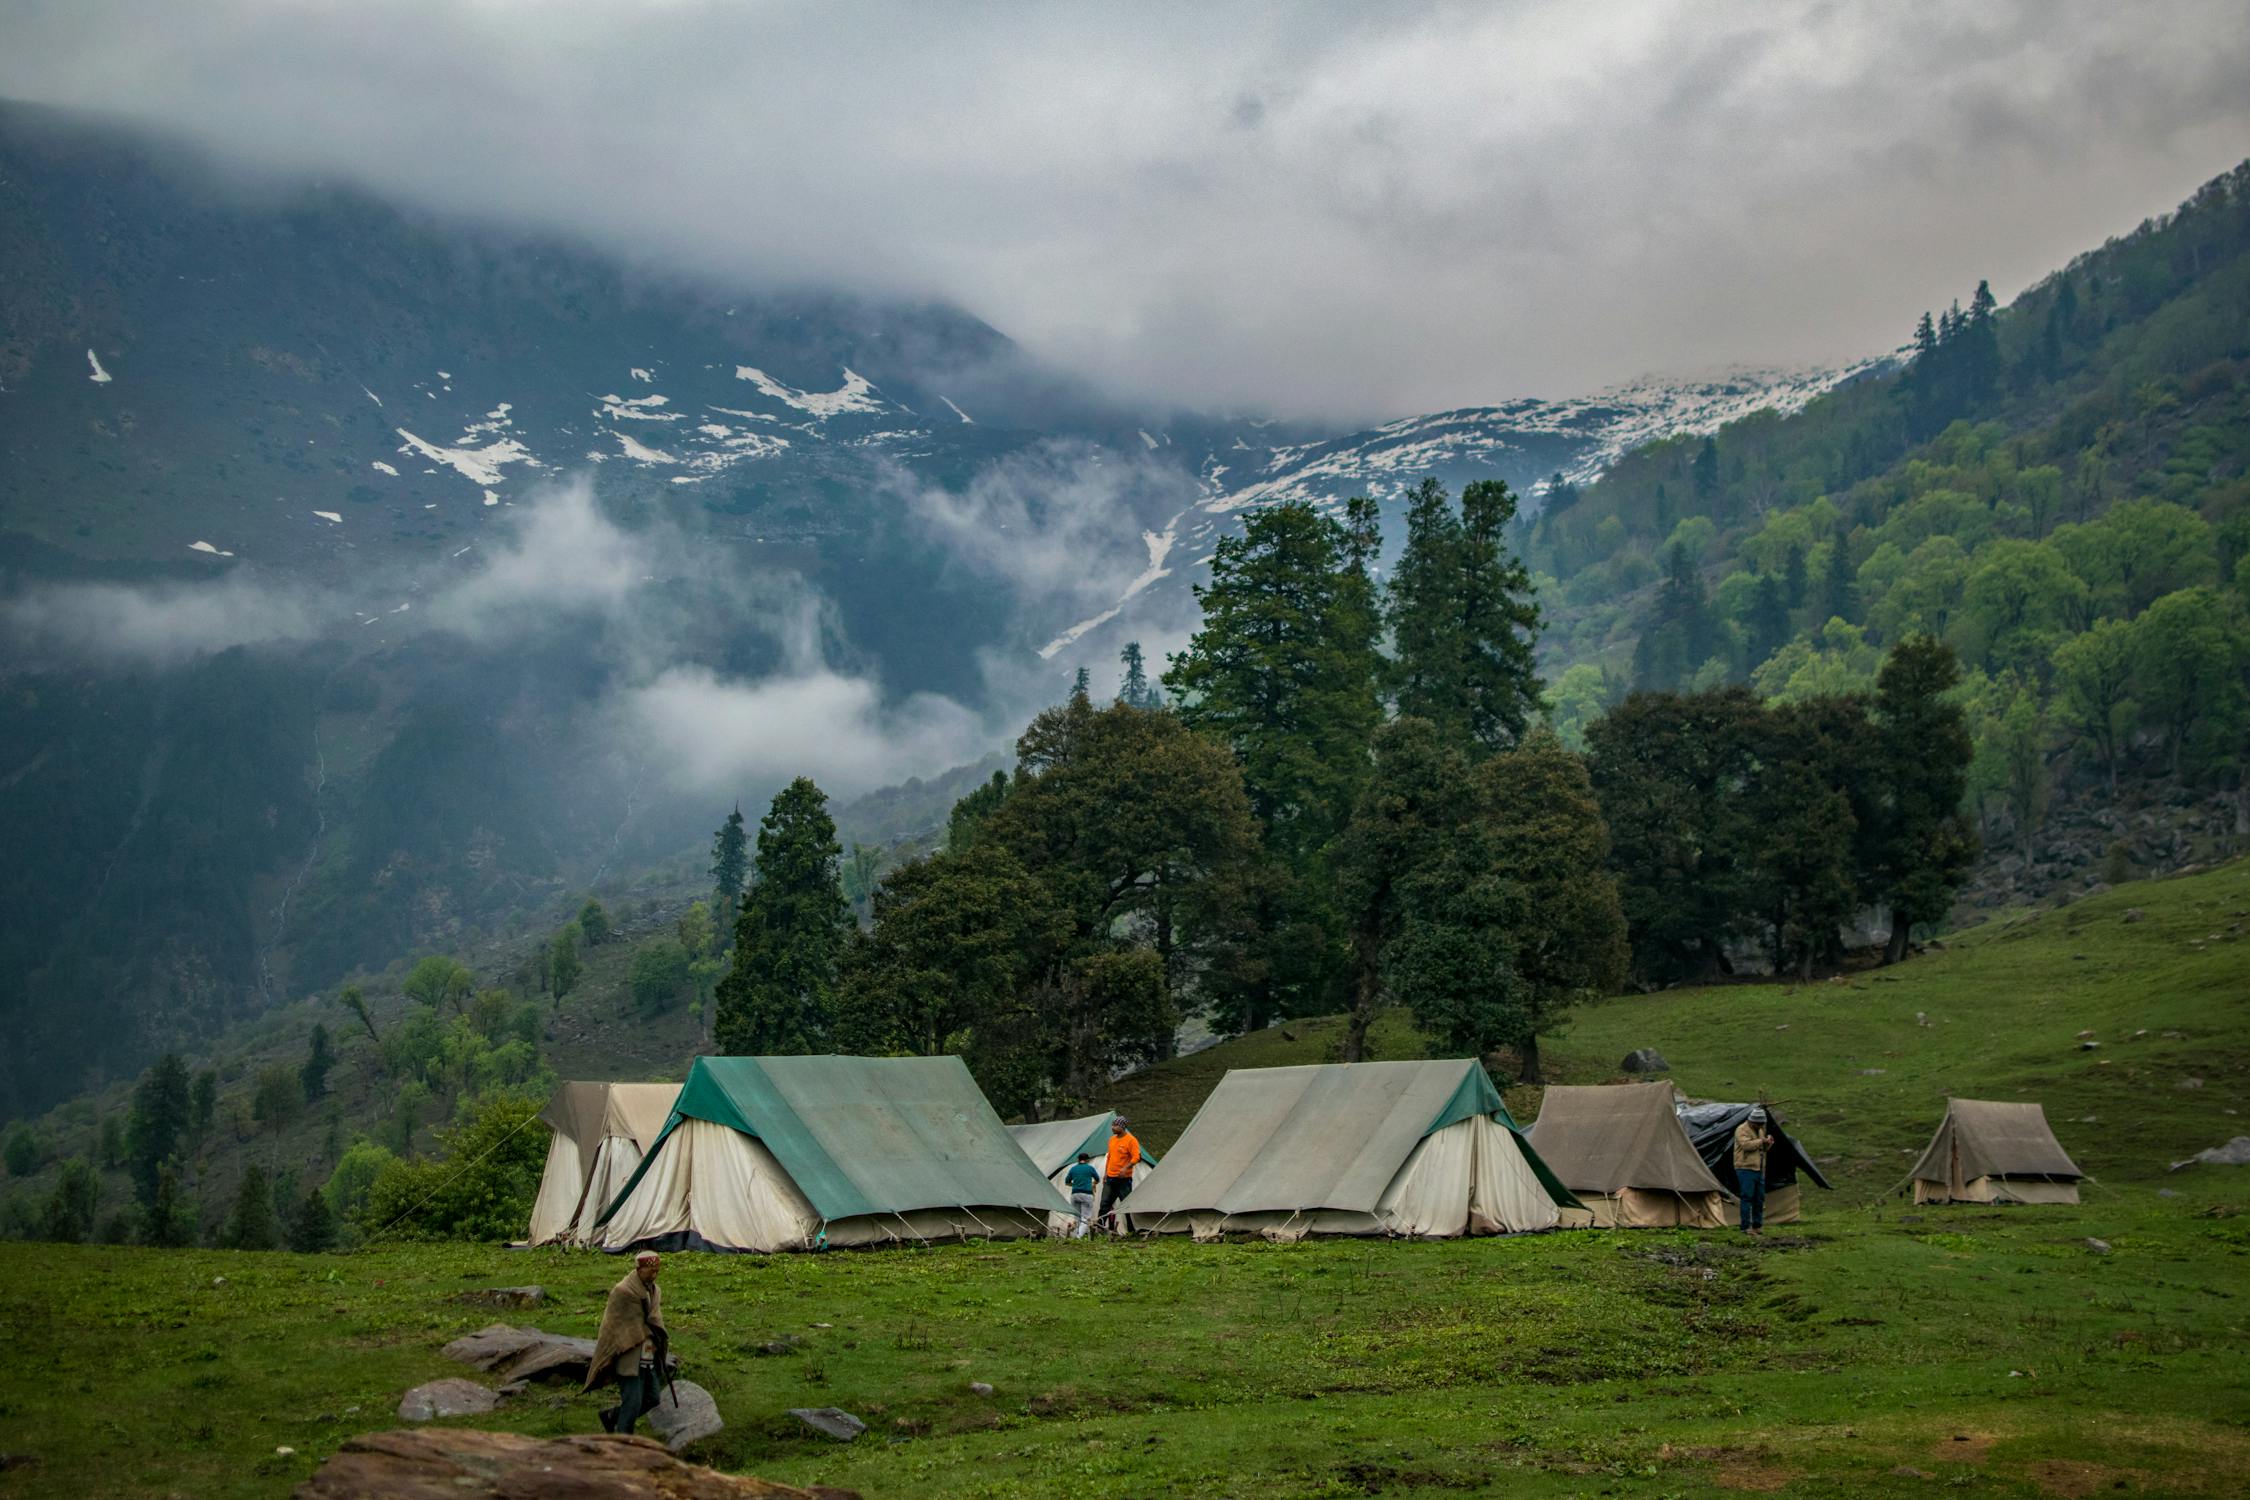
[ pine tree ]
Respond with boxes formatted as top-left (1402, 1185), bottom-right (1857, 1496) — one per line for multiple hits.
top-left (1782, 542), bottom-right (1809, 611)
top-left (300, 1023), bottom-right (335, 1101)
top-left (287, 1187), bottom-right (337, 1253)
top-left (1118, 641), bottom-right (1155, 709)
top-left (548, 925), bottom-right (582, 998)
top-left (1165, 500), bottom-right (1382, 871)
top-left (223, 1164), bottom-right (279, 1250)
top-left (709, 804), bottom-right (750, 916)
top-left (187, 1069), bottom-right (217, 1153)
top-left (1334, 718), bottom-right (1470, 1063)
top-left (1469, 727), bottom-right (1627, 1080)
top-left (1070, 666), bottom-right (1091, 702)
top-left (143, 1163), bottom-right (195, 1248)
top-left (1820, 536), bottom-right (1857, 624)
top-left (40, 1158), bottom-right (100, 1243)
top-left (127, 1053), bottom-right (191, 1210)
top-left (1692, 437), bottom-right (1720, 502)
top-left (714, 777), bottom-right (852, 1055)
top-left (1868, 635), bottom-right (1979, 961)
top-left (1748, 574), bottom-right (1791, 666)
top-left (1455, 480), bottom-right (1544, 753)
top-left (1386, 478), bottom-right (1467, 731)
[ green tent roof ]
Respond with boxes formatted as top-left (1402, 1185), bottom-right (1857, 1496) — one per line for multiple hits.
top-left (596, 1055), bottom-right (1068, 1227)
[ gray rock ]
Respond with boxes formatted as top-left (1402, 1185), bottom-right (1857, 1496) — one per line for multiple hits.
top-left (440, 1323), bottom-right (603, 1385)
top-left (2083, 1238), bottom-right (2111, 1255)
top-left (456, 1286), bottom-right (545, 1310)
top-left (1860, 1068), bottom-right (1887, 1076)
top-left (2159, 1188), bottom-right (2180, 1198)
top-left (2178, 1077), bottom-right (2205, 1090)
top-left (2180, 1136), bottom-right (2250, 1169)
top-left (397, 1378), bottom-right (499, 1421)
top-left (2123, 908), bottom-right (2145, 923)
top-left (969, 1381), bottom-right (993, 1396)
top-left (789, 1407), bottom-right (867, 1442)
top-left (2078, 1041), bottom-right (2101, 1051)
top-left (642, 1378), bottom-right (724, 1454)
top-left (1620, 1048), bottom-right (1670, 1074)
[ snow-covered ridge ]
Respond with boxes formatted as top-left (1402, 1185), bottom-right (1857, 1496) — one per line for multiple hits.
top-left (1207, 359), bottom-right (1885, 515)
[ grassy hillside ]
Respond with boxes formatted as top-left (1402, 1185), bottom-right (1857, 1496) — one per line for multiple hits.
top-left (1104, 859), bottom-right (2249, 1188)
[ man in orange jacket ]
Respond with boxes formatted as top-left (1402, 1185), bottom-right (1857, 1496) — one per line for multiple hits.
top-left (1099, 1116), bottom-right (1141, 1234)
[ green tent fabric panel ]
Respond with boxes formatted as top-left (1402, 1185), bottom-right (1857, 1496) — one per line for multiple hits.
top-left (753, 1055), bottom-right (1066, 1221)
top-left (1419, 1063), bottom-right (1579, 1211)
top-left (1071, 1114), bottom-right (1158, 1170)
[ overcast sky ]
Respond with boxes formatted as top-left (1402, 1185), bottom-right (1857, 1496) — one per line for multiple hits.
top-left (5, 1), bottom-right (2247, 420)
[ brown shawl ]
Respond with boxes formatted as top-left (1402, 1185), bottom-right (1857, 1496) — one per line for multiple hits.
top-left (582, 1269), bottom-right (664, 1391)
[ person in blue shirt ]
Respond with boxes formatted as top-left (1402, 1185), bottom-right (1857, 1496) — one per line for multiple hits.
top-left (1062, 1152), bottom-right (1100, 1239)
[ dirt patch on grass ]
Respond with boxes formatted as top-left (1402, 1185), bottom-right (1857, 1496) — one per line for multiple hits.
top-left (1714, 1460), bottom-right (1796, 1491)
top-left (2024, 1458), bottom-right (2153, 1497)
top-left (1933, 1431), bottom-right (1998, 1464)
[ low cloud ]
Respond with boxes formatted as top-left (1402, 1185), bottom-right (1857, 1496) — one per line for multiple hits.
top-left (622, 663), bottom-right (991, 801)
top-left (2, 571), bottom-right (317, 664)
top-left (430, 476), bottom-right (657, 636)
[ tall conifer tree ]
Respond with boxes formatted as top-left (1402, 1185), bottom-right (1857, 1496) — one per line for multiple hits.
top-left (714, 778), bottom-right (852, 1055)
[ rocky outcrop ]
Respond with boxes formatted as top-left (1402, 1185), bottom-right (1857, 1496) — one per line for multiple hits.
top-left (440, 1323), bottom-right (613, 1385)
top-left (293, 1429), bottom-right (854, 1499)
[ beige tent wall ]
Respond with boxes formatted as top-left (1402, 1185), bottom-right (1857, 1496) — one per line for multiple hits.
top-left (596, 1118), bottom-right (824, 1252)
top-left (1560, 1187), bottom-right (1729, 1229)
top-left (526, 1133), bottom-right (587, 1245)
top-left (1914, 1176), bottom-right (2080, 1205)
top-left (824, 1207), bottom-right (1052, 1245)
top-left (564, 1137), bottom-right (654, 1244)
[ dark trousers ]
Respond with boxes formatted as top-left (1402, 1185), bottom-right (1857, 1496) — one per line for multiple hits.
top-left (1736, 1168), bottom-right (1766, 1230)
top-left (1099, 1173), bottom-right (1134, 1232)
top-left (612, 1364), bottom-right (660, 1435)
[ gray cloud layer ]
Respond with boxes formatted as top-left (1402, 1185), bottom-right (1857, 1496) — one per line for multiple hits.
top-left (5, 2), bottom-right (2246, 418)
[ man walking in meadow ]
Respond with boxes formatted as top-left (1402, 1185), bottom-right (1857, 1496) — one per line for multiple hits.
top-left (1734, 1106), bottom-right (1775, 1236)
top-left (1100, 1116), bottom-right (1142, 1234)
top-left (587, 1250), bottom-right (667, 1434)
top-left (1064, 1150), bottom-right (1100, 1238)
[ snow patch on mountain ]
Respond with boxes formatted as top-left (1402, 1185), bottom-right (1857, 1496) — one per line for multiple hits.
top-left (1037, 511), bottom-right (1183, 660)
top-left (370, 461), bottom-right (398, 476)
top-left (598, 392), bottom-right (681, 423)
top-left (940, 395), bottom-right (975, 424)
top-left (394, 427), bottom-right (540, 489)
top-left (85, 349), bottom-right (112, 383)
top-left (732, 364), bottom-right (887, 419)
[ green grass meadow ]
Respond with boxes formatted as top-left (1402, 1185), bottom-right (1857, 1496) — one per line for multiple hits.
top-left (2, 863), bottom-right (2246, 1498)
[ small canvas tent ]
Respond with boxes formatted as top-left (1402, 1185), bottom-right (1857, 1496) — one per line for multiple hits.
top-left (1674, 1100), bottom-right (1833, 1223)
top-left (1008, 1111), bottom-right (1159, 1184)
top-left (593, 1055), bottom-right (1070, 1251)
top-left (1126, 1059), bottom-right (1577, 1241)
top-left (1009, 1111), bottom-right (1159, 1233)
top-left (1909, 1098), bottom-right (2084, 1204)
top-left (526, 1082), bottom-right (680, 1246)
top-left (1528, 1084), bottom-right (1731, 1228)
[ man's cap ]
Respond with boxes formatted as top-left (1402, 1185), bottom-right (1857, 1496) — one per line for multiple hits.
top-left (1749, 1104), bottom-right (1768, 1121)
top-left (635, 1250), bottom-right (662, 1264)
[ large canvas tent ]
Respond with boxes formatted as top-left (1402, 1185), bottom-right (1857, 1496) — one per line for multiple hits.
top-left (1126, 1059), bottom-right (1578, 1241)
top-left (1529, 1084), bottom-right (1731, 1228)
top-left (1909, 1098), bottom-right (2085, 1204)
top-left (525, 1082), bottom-right (680, 1246)
top-left (593, 1055), bottom-right (1070, 1251)
top-left (1675, 1100), bottom-right (1833, 1224)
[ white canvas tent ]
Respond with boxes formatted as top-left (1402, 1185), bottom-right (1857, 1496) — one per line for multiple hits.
top-left (1528, 1084), bottom-right (1731, 1228)
top-left (1126, 1060), bottom-right (1577, 1241)
top-left (1909, 1098), bottom-right (2084, 1204)
top-left (525, 1082), bottom-right (680, 1247)
top-left (593, 1055), bottom-right (1070, 1252)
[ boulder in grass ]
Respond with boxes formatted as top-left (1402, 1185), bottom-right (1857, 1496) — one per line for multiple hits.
top-left (789, 1407), bottom-right (868, 1442)
top-left (293, 1429), bottom-right (854, 1499)
top-left (2171, 1136), bottom-right (2250, 1171)
top-left (440, 1324), bottom-right (606, 1385)
top-left (455, 1286), bottom-right (545, 1310)
top-left (1620, 1048), bottom-right (1670, 1074)
top-left (643, 1379), bottom-right (725, 1454)
top-left (396, 1379), bottom-right (499, 1421)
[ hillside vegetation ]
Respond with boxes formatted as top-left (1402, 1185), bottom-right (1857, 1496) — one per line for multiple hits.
top-left (1, 861), bottom-right (2244, 1499)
